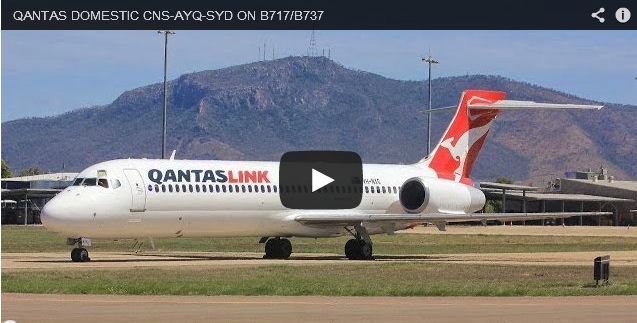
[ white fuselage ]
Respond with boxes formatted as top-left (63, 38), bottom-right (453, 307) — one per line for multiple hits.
top-left (41, 158), bottom-right (485, 239)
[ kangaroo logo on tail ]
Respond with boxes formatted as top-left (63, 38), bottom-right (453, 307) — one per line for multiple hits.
top-left (420, 90), bottom-right (506, 183)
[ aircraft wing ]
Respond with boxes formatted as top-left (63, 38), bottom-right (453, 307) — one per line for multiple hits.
top-left (294, 212), bottom-right (612, 227)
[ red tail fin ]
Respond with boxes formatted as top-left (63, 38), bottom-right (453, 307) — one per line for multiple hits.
top-left (420, 90), bottom-right (506, 182)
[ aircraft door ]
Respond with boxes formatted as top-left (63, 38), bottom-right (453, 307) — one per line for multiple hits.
top-left (123, 169), bottom-right (147, 212)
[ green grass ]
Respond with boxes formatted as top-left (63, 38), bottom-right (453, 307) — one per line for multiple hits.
top-left (3, 225), bottom-right (637, 255)
top-left (3, 263), bottom-right (636, 296)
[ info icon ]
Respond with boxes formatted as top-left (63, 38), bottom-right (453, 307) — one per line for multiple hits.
top-left (279, 151), bottom-right (363, 209)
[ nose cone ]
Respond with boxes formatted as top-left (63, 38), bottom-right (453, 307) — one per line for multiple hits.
top-left (41, 197), bottom-right (69, 233)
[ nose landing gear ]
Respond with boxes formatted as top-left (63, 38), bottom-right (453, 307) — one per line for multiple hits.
top-left (67, 237), bottom-right (91, 262)
top-left (71, 247), bottom-right (90, 262)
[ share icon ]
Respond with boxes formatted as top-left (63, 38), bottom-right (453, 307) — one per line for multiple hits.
top-left (591, 8), bottom-right (605, 23)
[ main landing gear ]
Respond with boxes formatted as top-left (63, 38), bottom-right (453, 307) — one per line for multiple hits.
top-left (344, 224), bottom-right (374, 260)
top-left (67, 237), bottom-right (91, 262)
top-left (262, 237), bottom-right (292, 259)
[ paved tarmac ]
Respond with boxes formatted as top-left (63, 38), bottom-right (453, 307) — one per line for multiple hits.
top-left (3, 293), bottom-right (637, 323)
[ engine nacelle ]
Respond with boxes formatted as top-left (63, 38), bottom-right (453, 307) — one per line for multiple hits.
top-left (399, 177), bottom-right (485, 214)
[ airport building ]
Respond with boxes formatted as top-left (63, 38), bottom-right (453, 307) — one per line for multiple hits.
top-left (481, 166), bottom-right (636, 226)
top-left (1, 173), bottom-right (78, 224)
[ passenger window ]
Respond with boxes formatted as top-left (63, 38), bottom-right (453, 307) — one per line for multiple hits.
top-left (189, 185), bottom-right (194, 193)
top-left (98, 178), bottom-right (109, 188)
top-left (229, 185), bottom-right (233, 193)
top-left (216, 185), bottom-right (221, 193)
top-left (176, 185), bottom-right (180, 193)
top-left (168, 184), bottom-right (173, 193)
top-left (261, 185), bottom-right (265, 193)
top-left (196, 185), bottom-right (201, 193)
top-left (274, 186), bottom-right (278, 193)
top-left (248, 185), bottom-right (252, 193)
top-left (162, 185), bottom-right (166, 193)
top-left (202, 185), bottom-right (206, 193)
top-left (393, 187), bottom-right (397, 194)
top-left (154, 184), bottom-right (159, 192)
top-left (235, 185), bottom-right (240, 192)
top-left (382, 187), bottom-right (386, 194)
top-left (182, 184), bottom-right (187, 192)
top-left (222, 185), bottom-right (227, 193)
top-left (371, 186), bottom-right (375, 194)
top-left (376, 186), bottom-right (380, 194)
top-left (365, 186), bottom-right (369, 194)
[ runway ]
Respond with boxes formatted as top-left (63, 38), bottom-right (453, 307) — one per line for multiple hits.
top-left (3, 293), bottom-right (637, 323)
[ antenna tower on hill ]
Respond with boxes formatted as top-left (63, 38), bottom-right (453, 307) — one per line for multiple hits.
top-left (307, 30), bottom-right (317, 56)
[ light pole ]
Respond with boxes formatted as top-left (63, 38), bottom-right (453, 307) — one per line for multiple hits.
top-left (158, 30), bottom-right (175, 159)
top-left (422, 55), bottom-right (439, 155)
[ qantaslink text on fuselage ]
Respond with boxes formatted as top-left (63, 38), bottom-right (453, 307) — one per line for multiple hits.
top-left (147, 169), bottom-right (270, 185)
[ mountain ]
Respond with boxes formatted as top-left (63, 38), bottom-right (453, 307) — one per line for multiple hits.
top-left (2, 56), bottom-right (636, 184)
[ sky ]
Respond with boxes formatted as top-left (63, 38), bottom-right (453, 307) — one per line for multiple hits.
top-left (1, 30), bottom-right (636, 122)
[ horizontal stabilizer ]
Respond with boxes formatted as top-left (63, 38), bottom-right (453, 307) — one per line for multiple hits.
top-left (469, 100), bottom-right (603, 110)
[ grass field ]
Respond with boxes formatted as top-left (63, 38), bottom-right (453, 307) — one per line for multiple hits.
top-left (3, 225), bottom-right (637, 255)
top-left (3, 263), bottom-right (636, 296)
top-left (3, 225), bottom-right (637, 296)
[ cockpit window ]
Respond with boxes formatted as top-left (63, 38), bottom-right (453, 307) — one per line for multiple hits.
top-left (97, 178), bottom-right (109, 188)
top-left (72, 178), bottom-right (85, 186)
top-left (82, 178), bottom-right (97, 186)
top-left (111, 179), bottom-right (121, 189)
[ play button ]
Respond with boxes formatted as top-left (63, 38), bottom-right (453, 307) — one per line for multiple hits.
top-left (279, 151), bottom-right (363, 209)
top-left (312, 169), bottom-right (334, 192)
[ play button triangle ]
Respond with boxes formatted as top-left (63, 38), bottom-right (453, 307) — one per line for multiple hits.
top-left (312, 169), bottom-right (334, 192)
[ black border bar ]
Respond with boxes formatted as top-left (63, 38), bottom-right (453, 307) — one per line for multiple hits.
top-left (2, 0), bottom-right (635, 30)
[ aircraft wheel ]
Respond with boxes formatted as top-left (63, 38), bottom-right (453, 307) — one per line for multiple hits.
top-left (345, 239), bottom-right (358, 260)
top-left (278, 239), bottom-right (292, 259)
top-left (78, 248), bottom-right (90, 262)
top-left (264, 239), bottom-right (279, 258)
top-left (358, 241), bottom-right (373, 260)
top-left (70, 248), bottom-right (80, 262)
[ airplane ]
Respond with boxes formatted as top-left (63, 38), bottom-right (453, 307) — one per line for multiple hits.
top-left (40, 89), bottom-right (607, 262)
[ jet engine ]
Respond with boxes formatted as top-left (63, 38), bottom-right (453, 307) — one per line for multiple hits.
top-left (398, 177), bottom-right (485, 214)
